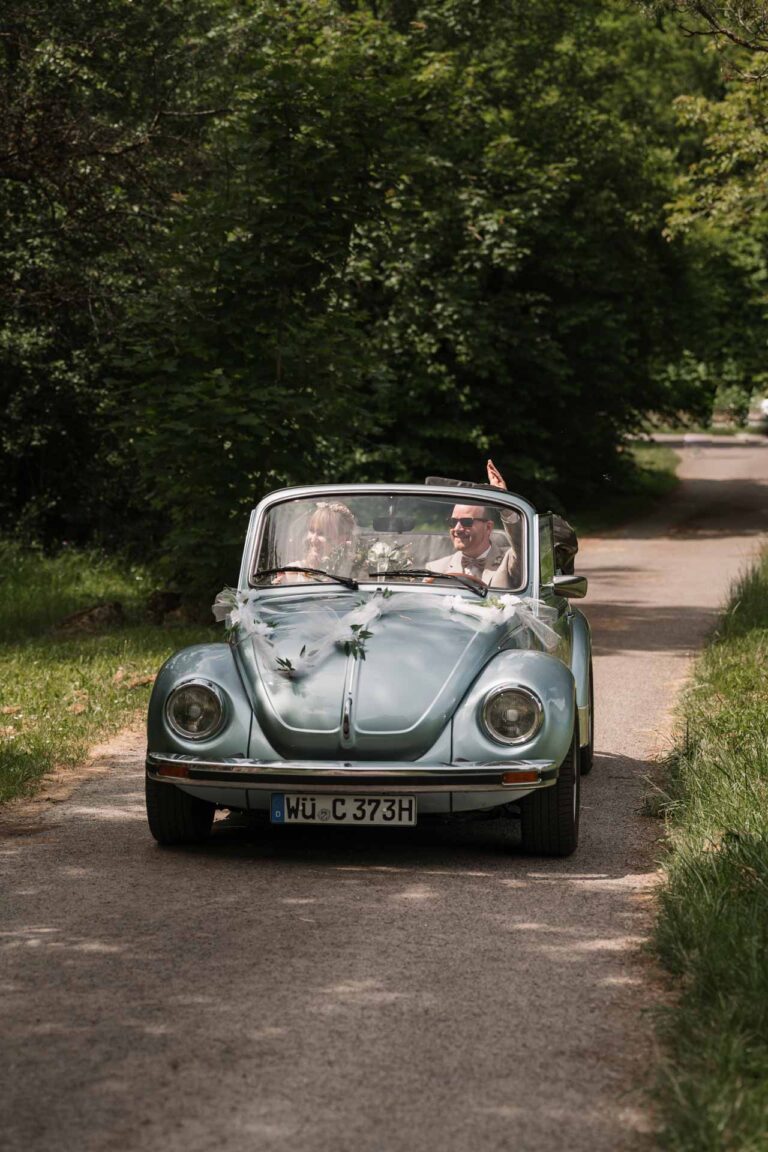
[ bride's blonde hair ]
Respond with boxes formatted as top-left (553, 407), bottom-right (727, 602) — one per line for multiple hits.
top-left (309, 501), bottom-right (356, 541)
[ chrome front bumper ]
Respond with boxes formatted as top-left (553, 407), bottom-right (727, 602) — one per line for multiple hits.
top-left (146, 753), bottom-right (558, 792)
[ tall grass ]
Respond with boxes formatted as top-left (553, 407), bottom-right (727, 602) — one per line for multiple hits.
top-left (654, 549), bottom-right (768, 1150)
top-left (0, 543), bottom-right (214, 802)
top-left (0, 540), bottom-right (150, 642)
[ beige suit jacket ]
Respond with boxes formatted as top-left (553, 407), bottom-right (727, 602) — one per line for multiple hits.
top-left (426, 538), bottom-right (517, 587)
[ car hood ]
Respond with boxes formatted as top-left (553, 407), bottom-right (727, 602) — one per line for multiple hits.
top-left (235, 588), bottom-right (528, 761)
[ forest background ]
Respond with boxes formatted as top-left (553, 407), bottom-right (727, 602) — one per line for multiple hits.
top-left (2, 0), bottom-right (767, 598)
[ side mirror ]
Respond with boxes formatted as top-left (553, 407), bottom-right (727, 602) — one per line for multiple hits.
top-left (553, 574), bottom-right (588, 599)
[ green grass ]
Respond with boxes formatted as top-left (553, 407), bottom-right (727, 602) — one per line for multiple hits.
top-left (570, 443), bottom-right (680, 534)
top-left (0, 542), bottom-right (215, 803)
top-left (653, 548), bottom-right (768, 1150)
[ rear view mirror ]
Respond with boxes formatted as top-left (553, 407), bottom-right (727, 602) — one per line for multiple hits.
top-left (372, 517), bottom-right (416, 532)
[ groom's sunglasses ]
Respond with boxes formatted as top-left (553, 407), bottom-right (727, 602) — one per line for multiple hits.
top-left (446, 516), bottom-right (486, 528)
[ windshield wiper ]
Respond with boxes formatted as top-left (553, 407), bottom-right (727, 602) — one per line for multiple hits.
top-left (253, 566), bottom-right (359, 590)
top-left (371, 568), bottom-right (487, 598)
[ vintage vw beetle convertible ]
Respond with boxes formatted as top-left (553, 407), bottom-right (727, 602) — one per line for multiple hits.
top-left (145, 483), bottom-right (592, 855)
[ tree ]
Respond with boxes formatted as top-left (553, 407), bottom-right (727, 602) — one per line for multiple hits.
top-left (653, 1), bottom-right (768, 403)
top-left (0, 0), bottom-right (228, 541)
top-left (343, 1), bottom-right (724, 495)
top-left (119, 2), bottom-right (411, 590)
top-left (3, 0), bottom-right (751, 596)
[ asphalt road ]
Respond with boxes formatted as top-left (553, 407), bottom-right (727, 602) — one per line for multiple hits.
top-left (2, 441), bottom-right (768, 1152)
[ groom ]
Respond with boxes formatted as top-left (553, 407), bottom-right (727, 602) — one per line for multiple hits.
top-left (425, 459), bottom-right (523, 587)
top-left (426, 503), bottom-right (509, 584)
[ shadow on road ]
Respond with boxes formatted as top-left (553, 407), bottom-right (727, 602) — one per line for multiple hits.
top-left (592, 475), bottom-right (768, 541)
top-left (585, 601), bottom-right (719, 656)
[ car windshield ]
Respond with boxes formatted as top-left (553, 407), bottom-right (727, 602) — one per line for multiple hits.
top-left (250, 492), bottom-right (527, 591)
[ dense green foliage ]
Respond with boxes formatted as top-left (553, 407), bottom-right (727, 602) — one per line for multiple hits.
top-left (654, 548), bottom-right (768, 1150)
top-left (2, 0), bottom-right (764, 593)
top-left (0, 0), bottom-right (228, 545)
top-left (657, 1), bottom-right (768, 399)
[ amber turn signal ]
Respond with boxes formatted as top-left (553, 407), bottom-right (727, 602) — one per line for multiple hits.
top-left (156, 762), bottom-right (189, 779)
top-left (502, 770), bottom-right (539, 785)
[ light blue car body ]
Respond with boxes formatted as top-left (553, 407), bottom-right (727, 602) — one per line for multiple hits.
top-left (146, 483), bottom-right (592, 835)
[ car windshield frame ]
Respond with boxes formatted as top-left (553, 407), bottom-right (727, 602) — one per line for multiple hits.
top-left (241, 484), bottom-right (534, 596)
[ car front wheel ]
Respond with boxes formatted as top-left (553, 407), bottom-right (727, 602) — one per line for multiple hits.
top-left (145, 773), bottom-right (215, 846)
top-left (519, 726), bottom-right (580, 856)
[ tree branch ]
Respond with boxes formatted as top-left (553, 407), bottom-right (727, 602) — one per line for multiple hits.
top-left (689, 1), bottom-right (768, 53)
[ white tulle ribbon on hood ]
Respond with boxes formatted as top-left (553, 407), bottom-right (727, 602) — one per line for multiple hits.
top-left (213, 587), bottom-right (396, 678)
top-left (212, 586), bottom-right (559, 678)
top-left (441, 593), bottom-right (560, 651)
top-left (281, 595), bottom-right (384, 677)
top-left (212, 588), bottom-right (269, 634)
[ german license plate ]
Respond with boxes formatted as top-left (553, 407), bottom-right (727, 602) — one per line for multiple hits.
top-left (270, 793), bottom-right (416, 826)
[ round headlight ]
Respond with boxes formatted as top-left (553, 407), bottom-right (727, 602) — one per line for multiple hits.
top-left (482, 686), bottom-right (543, 745)
top-left (166, 681), bottom-right (224, 740)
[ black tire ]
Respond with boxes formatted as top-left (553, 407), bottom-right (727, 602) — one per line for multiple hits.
top-left (519, 725), bottom-right (580, 856)
top-left (580, 657), bottom-right (595, 777)
top-left (145, 773), bottom-right (215, 846)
